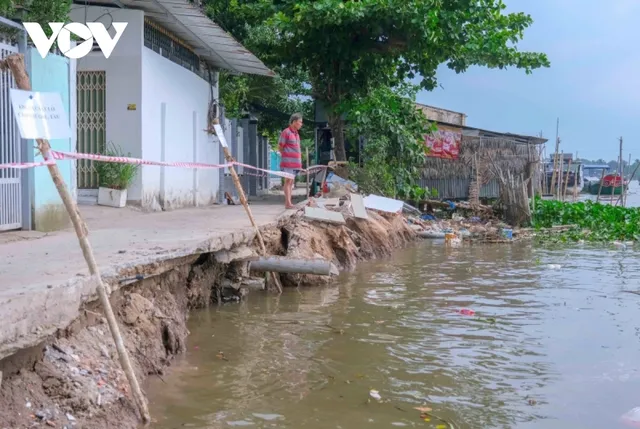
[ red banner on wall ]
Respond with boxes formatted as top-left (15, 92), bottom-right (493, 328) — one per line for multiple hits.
top-left (424, 130), bottom-right (461, 160)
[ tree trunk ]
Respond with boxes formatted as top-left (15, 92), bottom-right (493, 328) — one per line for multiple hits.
top-left (327, 111), bottom-right (346, 162)
top-left (326, 111), bottom-right (349, 178)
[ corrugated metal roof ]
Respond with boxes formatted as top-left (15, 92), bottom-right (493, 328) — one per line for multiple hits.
top-left (435, 119), bottom-right (548, 145)
top-left (76, 0), bottom-right (274, 77)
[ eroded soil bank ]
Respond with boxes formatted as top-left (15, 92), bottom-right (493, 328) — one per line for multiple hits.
top-left (0, 211), bottom-right (414, 429)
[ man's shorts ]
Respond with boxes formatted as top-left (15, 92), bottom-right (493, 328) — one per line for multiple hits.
top-left (282, 168), bottom-right (300, 177)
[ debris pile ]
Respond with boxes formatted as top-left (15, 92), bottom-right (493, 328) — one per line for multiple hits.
top-left (265, 192), bottom-right (416, 287)
top-left (406, 212), bottom-right (523, 244)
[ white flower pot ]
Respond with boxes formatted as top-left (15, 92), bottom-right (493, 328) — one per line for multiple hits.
top-left (98, 187), bottom-right (127, 208)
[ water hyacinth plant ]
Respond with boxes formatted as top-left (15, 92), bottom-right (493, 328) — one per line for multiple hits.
top-left (531, 197), bottom-right (640, 242)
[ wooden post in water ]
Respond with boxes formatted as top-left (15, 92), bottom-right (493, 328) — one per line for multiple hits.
top-left (562, 158), bottom-right (572, 201)
top-left (624, 153), bottom-right (632, 207)
top-left (550, 119), bottom-right (560, 198)
top-left (215, 126), bottom-right (283, 293)
top-left (2, 54), bottom-right (151, 424)
top-left (596, 168), bottom-right (606, 203)
top-left (612, 137), bottom-right (622, 205)
top-left (573, 152), bottom-right (579, 202)
top-left (549, 152), bottom-right (558, 198)
top-left (558, 151), bottom-right (564, 200)
top-left (616, 160), bottom-right (639, 207)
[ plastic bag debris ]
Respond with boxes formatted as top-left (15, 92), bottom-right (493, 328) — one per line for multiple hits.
top-left (369, 389), bottom-right (382, 401)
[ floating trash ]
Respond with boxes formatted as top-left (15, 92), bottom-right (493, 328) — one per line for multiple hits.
top-left (369, 389), bottom-right (382, 401)
top-left (252, 413), bottom-right (284, 421)
top-left (227, 420), bottom-right (255, 426)
top-left (546, 264), bottom-right (562, 270)
top-left (457, 308), bottom-right (475, 316)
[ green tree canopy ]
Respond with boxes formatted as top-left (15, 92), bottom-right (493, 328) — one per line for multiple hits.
top-left (344, 84), bottom-right (433, 198)
top-left (206, 0), bottom-right (313, 141)
top-left (243, 0), bottom-right (550, 161)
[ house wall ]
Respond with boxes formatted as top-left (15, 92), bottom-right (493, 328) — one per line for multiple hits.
top-left (70, 7), bottom-right (144, 200)
top-left (419, 177), bottom-right (500, 200)
top-left (417, 104), bottom-right (466, 126)
top-left (140, 47), bottom-right (220, 210)
top-left (27, 49), bottom-right (76, 232)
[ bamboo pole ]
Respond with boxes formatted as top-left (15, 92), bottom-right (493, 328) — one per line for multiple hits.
top-left (305, 147), bottom-right (310, 199)
top-left (542, 147), bottom-right (548, 195)
top-left (2, 54), bottom-right (150, 424)
top-left (219, 144), bottom-right (283, 293)
top-left (550, 152), bottom-right (558, 197)
top-left (616, 161), bottom-right (639, 207)
top-left (558, 151), bottom-right (564, 200)
top-left (562, 158), bottom-right (572, 201)
top-left (611, 138), bottom-right (621, 205)
top-left (625, 153), bottom-right (632, 206)
top-left (573, 152), bottom-right (579, 201)
top-left (596, 168), bottom-right (606, 203)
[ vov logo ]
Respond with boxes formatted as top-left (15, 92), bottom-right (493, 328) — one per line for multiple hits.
top-left (23, 22), bottom-right (128, 59)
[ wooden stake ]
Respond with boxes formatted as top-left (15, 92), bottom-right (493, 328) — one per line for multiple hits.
top-left (305, 147), bottom-right (310, 199)
top-left (562, 158), bottom-right (572, 201)
top-left (596, 168), bottom-right (606, 203)
top-left (2, 54), bottom-right (150, 424)
top-left (612, 137), bottom-right (622, 205)
top-left (616, 161), bottom-right (639, 207)
top-left (220, 145), bottom-right (283, 293)
top-left (625, 153), bottom-right (631, 207)
top-left (573, 152), bottom-right (579, 202)
top-left (549, 152), bottom-right (558, 197)
top-left (558, 151), bottom-right (564, 200)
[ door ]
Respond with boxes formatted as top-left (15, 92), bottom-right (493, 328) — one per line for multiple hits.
top-left (0, 39), bottom-right (22, 231)
top-left (76, 70), bottom-right (106, 193)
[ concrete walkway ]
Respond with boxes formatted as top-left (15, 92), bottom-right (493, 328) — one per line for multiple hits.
top-left (0, 199), bottom-right (294, 360)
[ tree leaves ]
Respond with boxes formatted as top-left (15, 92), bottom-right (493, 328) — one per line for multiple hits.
top-left (345, 84), bottom-right (433, 198)
top-left (208, 0), bottom-right (548, 162)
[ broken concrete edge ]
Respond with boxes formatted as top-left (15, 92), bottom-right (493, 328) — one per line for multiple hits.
top-left (304, 206), bottom-right (346, 224)
top-left (0, 217), bottom-right (289, 362)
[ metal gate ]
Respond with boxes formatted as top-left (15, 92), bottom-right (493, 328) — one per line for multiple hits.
top-left (76, 70), bottom-right (106, 189)
top-left (0, 38), bottom-right (22, 231)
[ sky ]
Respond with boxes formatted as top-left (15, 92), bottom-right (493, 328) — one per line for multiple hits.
top-left (415, 0), bottom-right (640, 162)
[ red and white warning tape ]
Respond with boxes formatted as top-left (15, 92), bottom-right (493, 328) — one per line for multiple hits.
top-left (0, 159), bottom-right (56, 169)
top-left (0, 149), bottom-right (330, 180)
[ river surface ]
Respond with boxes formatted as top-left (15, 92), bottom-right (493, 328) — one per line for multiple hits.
top-left (147, 240), bottom-right (640, 429)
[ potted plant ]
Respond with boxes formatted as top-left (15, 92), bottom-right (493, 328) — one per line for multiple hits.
top-left (95, 143), bottom-right (139, 208)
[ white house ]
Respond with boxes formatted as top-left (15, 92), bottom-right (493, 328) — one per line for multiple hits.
top-left (69, 0), bottom-right (273, 210)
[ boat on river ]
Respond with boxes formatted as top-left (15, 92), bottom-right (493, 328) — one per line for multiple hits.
top-left (581, 164), bottom-right (611, 192)
top-left (587, 173), bottom-right (626, 195)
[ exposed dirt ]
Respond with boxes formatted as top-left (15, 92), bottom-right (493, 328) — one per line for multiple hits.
top-left (0, 213), bottom-right (415, 429)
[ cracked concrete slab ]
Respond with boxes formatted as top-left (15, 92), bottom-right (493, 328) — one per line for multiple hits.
top-left (0, 202), bottom-right (290, 360)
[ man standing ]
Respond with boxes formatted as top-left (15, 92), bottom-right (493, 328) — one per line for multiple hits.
top-left (279, 113), bottom-right (303, 209)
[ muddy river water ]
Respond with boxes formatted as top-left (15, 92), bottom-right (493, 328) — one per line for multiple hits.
top-left (147, 238), bottom-right (640, 429)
